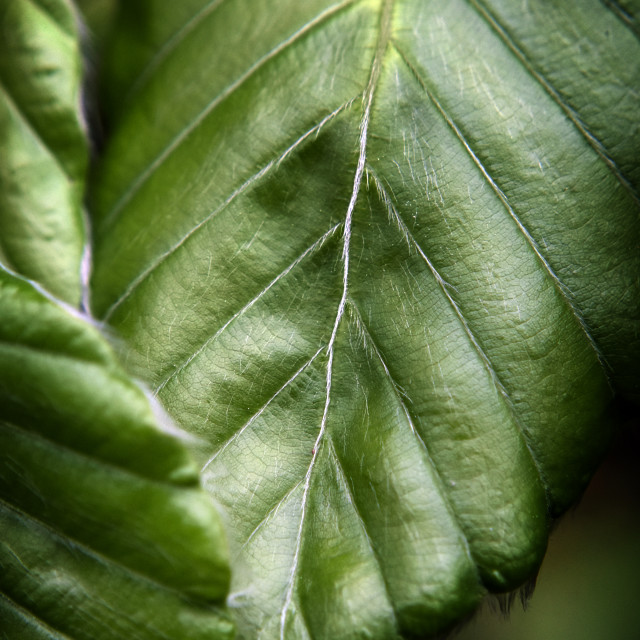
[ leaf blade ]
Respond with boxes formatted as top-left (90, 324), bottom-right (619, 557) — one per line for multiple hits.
top-left (92, 0), bottom-right (640, 637)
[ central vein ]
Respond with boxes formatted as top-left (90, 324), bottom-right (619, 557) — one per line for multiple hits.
top-left (279, 0), bottom-right (395, 636)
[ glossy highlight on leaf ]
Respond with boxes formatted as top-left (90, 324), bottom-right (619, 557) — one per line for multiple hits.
top-left (88, 0), bottom-right (640, 638)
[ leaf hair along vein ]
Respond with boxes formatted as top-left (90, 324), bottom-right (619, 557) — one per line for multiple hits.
top-left (279, 2), bottom-right (393, 636)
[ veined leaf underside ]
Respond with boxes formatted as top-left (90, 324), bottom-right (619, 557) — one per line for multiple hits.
top-left (91, 0), bottom-right (639, 637)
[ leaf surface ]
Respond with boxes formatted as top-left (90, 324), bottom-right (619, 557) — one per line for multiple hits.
top-left (91, 0), bottom-right (640, 637)
top-left (0, 266), bottom-right (233, 639)
top-left (0, 0), bottom-right (88, 305)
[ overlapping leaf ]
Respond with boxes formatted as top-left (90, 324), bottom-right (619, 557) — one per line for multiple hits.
top-left (0, 0), bottom-right (87, 305)
top-left (0, 266), bottom-right (233, 639)
top-left (0, 5), bottom-right (234, 637)
top-left (91, 0), bottom-right (640, 638)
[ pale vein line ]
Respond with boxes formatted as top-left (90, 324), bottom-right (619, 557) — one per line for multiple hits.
top-left (0, 419), bottom-right (183, 490)
top-left (0, 262), bottom-right (95, 327)
top-left (392, 44), bottom-right (610, 381)
top-left (240, 478), bottom-right (305, 552)
top-left (200, 346), bottom-right (325, 472)
top-left (326, 439), bottom-right (376, 554)
top-left (348, 304), bottom-right (476, 563)
top-left (0, 78), bottom-right (72, 182)
top-left (26, 0), bottom-right (75, 39)
top-left (0, 498), bottom-right (210, 628)
top-left (80, 225), bottom-right (93, 315)
top-left (468, 0), bottom-right (639, 203)
top-left (0, 591), bottom-right (74, 640)
top-left (0, 336), bottom-right (101, 368)
top-left (124, 0), bottom-right (228, 104)
top-left (27, 0), bottom-right (80, 38)
top-left (278, 2), bottom-right (394, 636)
top-left (104, 100), bottom-right (355, 321)
top-left (155, 225), bottom-right (340, 394)
top-left (368, 169), bottom-right (505, 395)
top-left (367, 169), bottom-right (549, 498)
top-left (102, 0), bottom-right (361, 228)
top-left (0, 75), bottom-right (87, 301)
top-left (327, 438), bottom-right (400, 630)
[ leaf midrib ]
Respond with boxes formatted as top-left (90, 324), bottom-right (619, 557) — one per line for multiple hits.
top-left (278, 1), bottom-right (395, 634)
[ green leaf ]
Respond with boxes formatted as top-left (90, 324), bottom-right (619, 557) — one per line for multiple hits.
top-left (0, 266), bottom-right (233, 639)
top-left (74, 0), bottom-right (118, 52)
top-left (0, 0), bottom-right (88, 305)
top-left (90, 0), bottom-right (640, 637)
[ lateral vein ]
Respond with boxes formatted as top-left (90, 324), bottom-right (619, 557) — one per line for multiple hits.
top-left (347, 303), bottom-right (477, 566)
top-left (0, 79), bottom-right (73, 182)
top-left (327, 438), bottom-right (400, 631)
top-left (200, 347), bottom-right (325, 472)
top-left (392, 42), bottom-right (610, 384)
top-left (0, 498), bottom-right (213, 625)
top-left (102, 0), bottom-right (362, 228)
top-left (125, 0), bottom-right (229, 104)
top-left (103, 101), bottom-right (354, 321)
top-left (0, 591), bottom-right (74, 640)
top-left (366, 169), bottom-right (552, 511)
top-left (468, 0), bottom-right (639, 203)
top-left (155, 224), bottom-right (340, 393)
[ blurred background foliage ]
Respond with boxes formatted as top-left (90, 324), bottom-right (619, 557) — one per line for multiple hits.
top-left (76, 2), bottom-right (639, 638)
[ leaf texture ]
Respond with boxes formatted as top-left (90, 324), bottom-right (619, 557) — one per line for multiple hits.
top-left (91, 0), bottom-right (640, 637)
top-left (0, 266), bottom-right (233, 639)
top-left (0, 0), bottom-right (88, 305)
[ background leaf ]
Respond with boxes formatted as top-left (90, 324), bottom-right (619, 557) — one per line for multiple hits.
top-left (91, 0), bottom-right (640, 638)
top-left (0, 266), bottom-right (233, 639)
top-left (0, 0), bottom-right (88, 305)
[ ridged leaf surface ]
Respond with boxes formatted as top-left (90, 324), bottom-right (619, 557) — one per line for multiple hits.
top-left (0, 0), bottom-right (87, 305)
top-left (0, 266), bottom-right (233, 640)
top-left (91, 0), bottom-right (640, 637)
